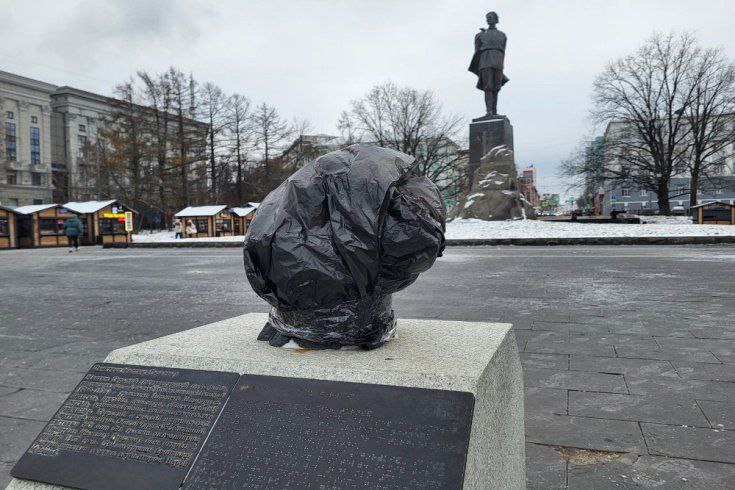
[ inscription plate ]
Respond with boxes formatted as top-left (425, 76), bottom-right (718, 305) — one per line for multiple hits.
top-left (183, 375), bottom-right (475, 489)
top-left (11, 363), bottom-right (239, 490)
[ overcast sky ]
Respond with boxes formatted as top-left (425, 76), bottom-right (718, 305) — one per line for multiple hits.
top-left (2, 0), bottom-right (734, 195)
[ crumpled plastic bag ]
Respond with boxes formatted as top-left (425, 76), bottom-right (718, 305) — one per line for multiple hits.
top-left (243, 144), bottom-right (446, 349)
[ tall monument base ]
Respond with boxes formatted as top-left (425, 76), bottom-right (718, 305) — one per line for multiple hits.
top-left (469, 115), bottom-right (514, 180)
top-left (453, 115), bottom-right (534, 221)
top-left (7, 313), bottom-right (526, 490)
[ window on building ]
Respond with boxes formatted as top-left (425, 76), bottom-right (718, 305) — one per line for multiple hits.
top-left (5, 122), bottom-right (16, 160)
top-left (6, 172), bottom-right (16, 185)
top-left (0, 217), bottom-right (8, 236)
top-left (39, 218), bottom-right (65, 236)
top-left (33, 199), bottom-right (43, 205)
top-left (100, 218), bottom-right (126, 234)
top-left (195, 219), bottom-right (209, 234)
top-left (640, 189), bottom-right (647, 197)
top-left (31, 172), bottom-right (42, 186)
top-left (6, 111), bottom-right (13, 119)
top-left (677, 185), bottom-right (687, 196)
top-left (716, 187), bottom-right (724, 195)
top-left (30, 127), bottom-right (40, 164)
top-left (77, 135), bottom-right (87, 157)
top-left (621, 187), bottom-right (631, 197)
top-left (79, 124), bottom-right (86, 132)
top-left (31, 115), bottom-right (38, 124)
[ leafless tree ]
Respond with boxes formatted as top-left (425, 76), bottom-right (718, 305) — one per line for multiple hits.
top-left (251, 102), bottom-right (291, 184)
top-left (138, 71), bottom-right (172, 208)
top-left (199, 82), bottom-right (228, 201)
top-left (338, 82), bottom-right (466, 201)
top-left (683, 47), bottom-right (735, 206)
top-left (225, 93), bottom-right (254, 203)
top-left (590, 32), bottom-right (701, 214)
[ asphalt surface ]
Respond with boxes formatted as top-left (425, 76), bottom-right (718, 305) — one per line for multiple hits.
top-left (1, 245), bottom-right (735, 488)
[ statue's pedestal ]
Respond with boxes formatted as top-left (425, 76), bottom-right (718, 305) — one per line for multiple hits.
top-left (7, 314), bottom-right (525, 490)
top-left (469, 116), bottom-right (514, 180)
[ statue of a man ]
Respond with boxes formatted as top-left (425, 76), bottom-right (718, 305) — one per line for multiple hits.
top-left (469, 11), bottom-right (509, 116)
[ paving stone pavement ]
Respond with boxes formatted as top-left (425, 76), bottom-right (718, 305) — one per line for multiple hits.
top-left (1, 245), bottom-right (735, 488)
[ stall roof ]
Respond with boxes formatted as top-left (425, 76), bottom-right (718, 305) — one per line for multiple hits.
top-left (246, 202), bottom-right (260, 208)
top-left (690, 200), bottom-right (734, 209)
top-left (175, 205), bottom-right (228, 217)
top-left (231, 205), bottom-right (257, 217)
top-left (0, 205), bottom-right (18, 214)
top-left (63, 200), bottom-right (117, 214)
top-left (14, 204), bottom-right (57, 215)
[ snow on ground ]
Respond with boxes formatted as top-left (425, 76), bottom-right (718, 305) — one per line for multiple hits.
top-left (133, 231), bottom-right (244, 242)
top-left (134, 217), bottom-right (735, 243)
top-left (445, 218), bottom-right (735, 239)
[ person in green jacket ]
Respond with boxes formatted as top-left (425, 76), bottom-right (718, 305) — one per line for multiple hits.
top-left (64, 214), bottom-right (84, 252)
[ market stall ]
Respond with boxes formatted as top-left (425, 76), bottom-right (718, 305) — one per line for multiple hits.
top-left (14, 204), bottom-right (75, 248)
top-left (230, 202), bottom-right (259, 235)
top-left (690, 201), bottom-right (735, 225)
top-left (174, 205), bottom-right (233, 238)
top-left (63, 200), bottom-right (137, 245)
top-left (0, 205), bottom-right (18, 249)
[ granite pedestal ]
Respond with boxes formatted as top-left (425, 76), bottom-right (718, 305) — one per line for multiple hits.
top-left (7, 313), bottom-right (525, 490)
top-left (468, 116), bottom-right (514, 180)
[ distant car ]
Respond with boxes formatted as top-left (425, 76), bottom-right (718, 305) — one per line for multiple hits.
top-left (671, 206), bottom-right (686, 216)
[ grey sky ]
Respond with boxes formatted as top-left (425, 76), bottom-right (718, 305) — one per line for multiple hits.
top-left (2, 0), bottom-right (734, 195)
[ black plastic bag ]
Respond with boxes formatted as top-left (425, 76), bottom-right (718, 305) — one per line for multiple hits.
top-left (243, 144), bottom-right (446, 349)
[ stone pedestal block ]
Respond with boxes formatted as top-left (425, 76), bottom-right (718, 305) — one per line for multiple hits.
top-left (469, 116), bottom-right (514, 180)
top-left (7, 313), bottom-right (525, 490)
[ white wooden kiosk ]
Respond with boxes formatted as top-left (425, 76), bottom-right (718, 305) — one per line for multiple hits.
top-left (174, 205), bottom-right (233, 238)
top-left (62, 200), bottom-right (136, 245)
top-left (230, 202), bottom-right (259, 235)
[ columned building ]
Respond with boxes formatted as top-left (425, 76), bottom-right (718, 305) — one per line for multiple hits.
top-left (0, 71), bottom-right (55, 206)
top-left (50, 87), bottom-right (111, 202)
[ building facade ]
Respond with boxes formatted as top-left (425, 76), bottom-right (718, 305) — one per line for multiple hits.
top-left (1, 70), bottom-right (209, 211)
top-left (0, 71), bottom-right (56, 206)
top-left (599, 122), bottom-right (735, 214)
top-left (517, 165), bottom-right (540, 208)
top-left (50, 86), bottom-right (112, 202)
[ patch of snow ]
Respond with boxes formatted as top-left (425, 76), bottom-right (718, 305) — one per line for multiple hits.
top-left (175, 205), bottom-right (228, 217)
top-left (13, 204), bottom-right (57, 215)
top-left (463, 200), bottom-right (475, 209)
top-left (468, 193), bottom-right (485, 200)
top-left (230, 205), bottom-right (257, 217)
top-left (133, 231), bottom-right (245, 243)
top-left (281, 340), bottom-right (301, 349)
top-left (445, 218), bottom-right (735, 239)
top-left (63, 200), bottom-right (117, 214)
top-left (502, 190), bottom-right (513, 195)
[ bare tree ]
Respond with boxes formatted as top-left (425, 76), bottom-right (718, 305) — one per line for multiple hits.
top-left (590, 32), bottom-right (700, 214)
top-left (251, 103), bottom-right (291, 184)
top-left (101, 80), bottom-right (148, 211)
top-left (225, 93), bottom-right (253, 203)
top-left (138, 71), bottom-right (172, 209)
top-left (683, 47), bottom-right (735, 206)
top-left (338, 82), bottom-right (466, 201)
top-left (199, 82), bottom-right (228, 201)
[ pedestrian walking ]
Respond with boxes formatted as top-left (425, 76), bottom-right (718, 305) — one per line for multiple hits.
top-left (185, 219), bottom-right (197, 237)
top-left (64, 213), bottom-right (84, 252)
top-left (173, 219), bottom-right (182, 239)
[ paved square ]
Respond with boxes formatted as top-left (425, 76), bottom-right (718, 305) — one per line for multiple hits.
top-left (1, 245), bottom-right (735, 487)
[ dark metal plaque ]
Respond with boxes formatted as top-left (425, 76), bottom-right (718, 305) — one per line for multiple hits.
top-left (184, 375), bottom-right (475, 489)
top-left (11, 363), bottom-right (239, 490)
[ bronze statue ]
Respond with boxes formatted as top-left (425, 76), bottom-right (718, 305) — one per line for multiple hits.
top-left (469, 11), bottom-right (509, 116)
